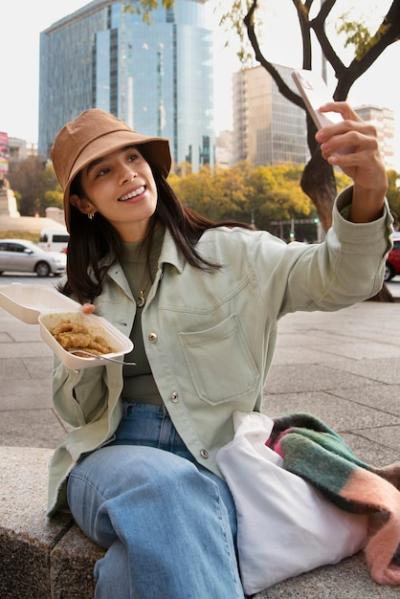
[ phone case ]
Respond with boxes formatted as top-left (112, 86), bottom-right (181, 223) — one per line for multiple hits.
top-left (291, 69), bottom-right (342, 129)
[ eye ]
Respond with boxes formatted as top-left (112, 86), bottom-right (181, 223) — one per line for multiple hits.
top-left (95, 167), bottom-right (110, 178)
top-left (127, 152), bottom-right (139, 162)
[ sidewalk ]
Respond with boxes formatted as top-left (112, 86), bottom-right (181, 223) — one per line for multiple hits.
top-left (1, 299), bottom-right (400, 597)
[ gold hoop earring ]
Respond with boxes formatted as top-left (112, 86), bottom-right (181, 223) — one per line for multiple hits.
top-left (88, 212), bottom-right (95, 221)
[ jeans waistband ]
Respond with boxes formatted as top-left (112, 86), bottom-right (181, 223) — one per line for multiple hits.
top-left (121, 401), bottom-right (168, 418)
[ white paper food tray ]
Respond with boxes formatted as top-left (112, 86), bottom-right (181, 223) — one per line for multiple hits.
top-left (0, 284), bottom-right (133, 369)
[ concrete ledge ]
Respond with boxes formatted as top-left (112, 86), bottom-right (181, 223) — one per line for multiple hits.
top-left (50, 524), bottom-right (104, 598)
top-left (0, 446), bottom-right (397, 598)
top-left (0, 446), bottom-right (104, 599)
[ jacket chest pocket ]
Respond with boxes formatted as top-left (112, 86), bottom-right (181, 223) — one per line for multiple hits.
top-left (179, 314), bottom-right (260, 405)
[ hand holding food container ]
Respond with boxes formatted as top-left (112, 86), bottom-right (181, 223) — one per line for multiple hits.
top-left (0, 284), bottom-right (133, 369)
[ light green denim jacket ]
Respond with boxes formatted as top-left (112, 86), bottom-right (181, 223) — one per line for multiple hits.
top-left (48, 190), bottom-right (393, 516)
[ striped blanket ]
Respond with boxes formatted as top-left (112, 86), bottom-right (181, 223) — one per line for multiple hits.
top-left (266, 413), bottom-right (400, 585)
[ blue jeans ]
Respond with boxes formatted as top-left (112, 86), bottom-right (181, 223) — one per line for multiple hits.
top-left (67, 403), bottom-right (245, 599)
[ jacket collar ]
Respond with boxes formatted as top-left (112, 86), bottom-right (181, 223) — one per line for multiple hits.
top-left (158, 227), bottom-right (185, 274)
top-left (105, 227), bottom-right (185, 297)
top-left (106, 263), bottom-right (134, 300)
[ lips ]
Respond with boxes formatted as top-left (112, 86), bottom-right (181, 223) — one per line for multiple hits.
top-left (118, 185), bottom-right (146, 202)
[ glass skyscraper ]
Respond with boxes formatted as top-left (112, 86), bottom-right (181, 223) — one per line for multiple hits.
top-left (39, 0), bottom-right (214, 170)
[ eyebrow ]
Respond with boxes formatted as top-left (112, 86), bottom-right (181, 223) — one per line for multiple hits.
top-left (85, 145), bottom-right (139, 177)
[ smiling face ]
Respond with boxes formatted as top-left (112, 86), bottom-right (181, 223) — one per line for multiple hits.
top-left (70, 145), bottom-right (158, 242)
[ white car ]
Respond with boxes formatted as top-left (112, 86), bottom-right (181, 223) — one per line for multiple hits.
top-left (0, 239), bottom-right (66, 277)
top-left (38, 227), bottom-right (69, 253)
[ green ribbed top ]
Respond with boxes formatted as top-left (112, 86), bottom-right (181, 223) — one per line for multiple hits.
top-left (120, 226), bottom-right (165, 406)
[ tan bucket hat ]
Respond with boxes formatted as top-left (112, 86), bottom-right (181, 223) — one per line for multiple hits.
top-left (51, 108), bottom-right (172, 230)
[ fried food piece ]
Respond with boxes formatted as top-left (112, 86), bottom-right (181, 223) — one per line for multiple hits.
top-left (51, 320), bottom-right (87, 335)
top-left (50, 319), bottom-right (114, 355)
top-left (57, 332), bottom-right (92, 349)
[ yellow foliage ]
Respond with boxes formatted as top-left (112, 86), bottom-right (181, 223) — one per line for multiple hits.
top-left (169, 162), bottom-right (314, 228)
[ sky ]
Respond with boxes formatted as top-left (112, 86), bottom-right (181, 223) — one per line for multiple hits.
top-left (1, 0), bottom-right (400, 167)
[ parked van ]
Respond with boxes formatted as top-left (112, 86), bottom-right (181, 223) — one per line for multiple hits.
top-left (38, 228), bottom-right (69, 253)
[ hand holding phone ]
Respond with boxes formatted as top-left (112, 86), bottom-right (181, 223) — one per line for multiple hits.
top-left (292, 69), bottom-right (387, 221)
top-left (291, 69), bottom-right (342, 130)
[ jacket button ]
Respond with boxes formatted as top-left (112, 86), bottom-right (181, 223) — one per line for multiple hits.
top-left (200, 449), bottom-right (209, 459)
top-left (148, 332), bottom-right (158, 343)
top-left (170, 391), bottom-right (179, 403)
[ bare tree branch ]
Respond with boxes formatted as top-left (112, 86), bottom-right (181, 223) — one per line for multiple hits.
top-left (291, 0), bottom-right (312, 69)
top-left (317, 0), bottom-right (336, 21)
top-left (310, 0), bottom-right (346, 77)
top-left (244, 0), bottom-right (304, 108)
top-left (334, 0), bottom-right (400, 98)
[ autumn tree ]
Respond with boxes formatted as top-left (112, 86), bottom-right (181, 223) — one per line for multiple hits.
top-left (8, 158), bottom-right (62, 216)
top-left (169, 162), bottom-right (320, 230)
top-left (8, 157), bottom-right (44, 216)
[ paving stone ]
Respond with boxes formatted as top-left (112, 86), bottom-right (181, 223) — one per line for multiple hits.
top-left (0, 409), bottom-right (66, 448)
top-left (331, 358), bottom-right (400, 385)
top-left (262, 391), bottom-right (400, 432)
top-left (355, 425), bottom-right (400, 453)
top-left (274, 331), bottom-right (348, 348)
top-left (331, 383), bottom-right (400, 417)
top-left (0, 342), bottom-right (52, 358)
top-left (314, 342), bottom-right (400, 360)
top-left (265, 364), bottom-right (376, 395)
top-left (0, 357), bottom-right (31, 379)
top-left (0, 378), bottom-right (52, 410)
top-left (1, 323), bottom-right (42, 343)
top-left (22, 357), bottom-right (53, 379)
top-left (276, 328), bottom-right (400, 358)
top-left (341, 432), bottom-right (400, 467)
top-left (0, 332), bottom-right (12, 342)
top-left (271, 346), bottom-right (345, 365)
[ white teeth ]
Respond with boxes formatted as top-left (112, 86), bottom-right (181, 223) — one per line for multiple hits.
top-left (119, 186), bottom-right (145, 201)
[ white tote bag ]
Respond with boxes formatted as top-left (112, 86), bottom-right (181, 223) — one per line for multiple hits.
top-left (216, 411), bottom-right (368, 595)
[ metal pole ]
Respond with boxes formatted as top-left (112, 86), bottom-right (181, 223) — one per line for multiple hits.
top-left (290, 217), bottom-right (295, 241)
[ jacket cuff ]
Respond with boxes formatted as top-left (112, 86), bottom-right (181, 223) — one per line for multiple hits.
top-left (332, 186), bottom-right (393, 253)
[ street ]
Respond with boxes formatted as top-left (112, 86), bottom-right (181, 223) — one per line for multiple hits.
top-left (0, 273), bottom-right (61, 289)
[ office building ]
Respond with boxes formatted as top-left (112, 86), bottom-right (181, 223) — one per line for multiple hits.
top-left (8, 138), bottom-right (37, 163)
top-left (355, 105), bottom-right (396, 171)
top-left (215, 130), bottom-right (233, 168)
top-left (39, 0), bottom-right (214, 170)
top-left (233, 63), bottom-right (308, 165)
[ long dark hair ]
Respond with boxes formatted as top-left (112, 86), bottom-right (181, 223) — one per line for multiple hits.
top-left (60, 146), bottom-right (253, 303)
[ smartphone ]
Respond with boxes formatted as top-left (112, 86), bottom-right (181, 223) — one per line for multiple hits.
top-left (291, 69), bottom-right (342, 130)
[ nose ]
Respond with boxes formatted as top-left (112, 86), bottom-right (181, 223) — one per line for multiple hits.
top-left (118, 161), bottom-right (137, 185)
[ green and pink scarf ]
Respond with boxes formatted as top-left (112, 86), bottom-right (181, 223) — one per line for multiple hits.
top-left (267, 413), bottom-right (400, 586)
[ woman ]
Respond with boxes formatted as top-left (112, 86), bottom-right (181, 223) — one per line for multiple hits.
top-left (50, 106), bottom-right (391, 598)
